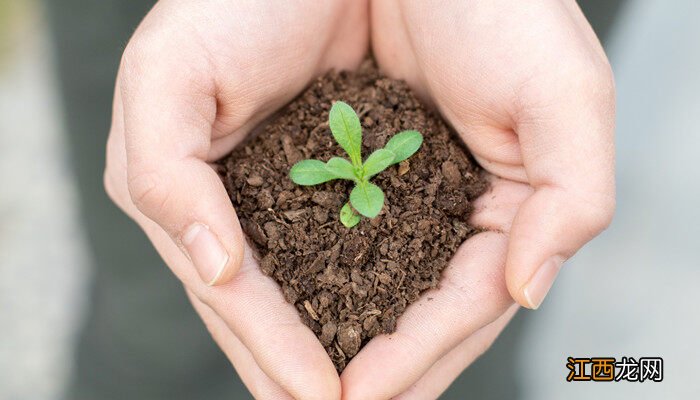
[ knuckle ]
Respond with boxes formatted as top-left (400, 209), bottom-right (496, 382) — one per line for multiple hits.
top-left (577, 193), bottom-right (616, 236)
top-left (552, 184), bottom-right (616, 241)
top-left (127, 170), bottom-right (171, 219)
top-left (593, 195), bottom-right (616, 231)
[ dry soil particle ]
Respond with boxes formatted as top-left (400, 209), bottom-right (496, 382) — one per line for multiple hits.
top-left (222, 60), bottom-right (488, 372)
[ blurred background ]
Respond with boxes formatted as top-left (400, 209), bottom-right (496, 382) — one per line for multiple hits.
top-left (0, 0), bottom-right (698, 399)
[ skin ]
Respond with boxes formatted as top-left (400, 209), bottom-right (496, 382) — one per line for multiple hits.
top-left (342, 2), bottom-right (615, 398)
top-left (104, 0), bottom-right (615, 399)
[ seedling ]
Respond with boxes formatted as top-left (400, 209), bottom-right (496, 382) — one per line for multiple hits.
top-left (289, 101), bottom-right (423, 228)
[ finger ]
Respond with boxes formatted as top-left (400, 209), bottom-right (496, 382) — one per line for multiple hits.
top-left (139, 215), bottom-right (340, 400)
top-left (207, 245), bottom-right (342, 400)
top-left (118, 32), bottom-right (244, 287)
top-left (142, 218), bottom-right (340, 399)
top-left (340, 231), bottom-right (513, 400)
top-left (106, 136), bottom-right (340, 400)
top-left (394, 304), bottom-right (519, 400)
top-left (188, 291), bottom-right (293, 400)
top-left (507, 64), bottom-right (616, 309)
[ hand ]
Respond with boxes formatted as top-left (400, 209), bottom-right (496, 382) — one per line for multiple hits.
top-left (103, 0), bottom-right (368, 398)
top-left (340, 0), bottom-right (616, 398)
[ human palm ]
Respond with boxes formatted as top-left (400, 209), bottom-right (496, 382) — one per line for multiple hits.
top-left (105, 0), bottom-right (615, 399)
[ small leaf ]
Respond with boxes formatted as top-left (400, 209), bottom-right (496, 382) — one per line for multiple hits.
top-left (329, 101), bottom-right (363, 167)
top-left (350, 181), bottom-right (384, 218)
top-left (384, 130), bottom-right (423, 165)
top-left (325, 157), bottom-right (358, 182)
top-left (289, 159), bottom-right (338, 185)
top-left (362, 148), bottom-right (395, 178)
top-left (339, 202), bottom-right (361, 228)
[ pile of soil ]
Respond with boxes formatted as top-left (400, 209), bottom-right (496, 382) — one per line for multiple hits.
top-left (222, 60), bottom-right (488, 372)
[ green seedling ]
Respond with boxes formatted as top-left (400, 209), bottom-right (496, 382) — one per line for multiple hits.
top-left (289, 101), bottom-right (423, 228)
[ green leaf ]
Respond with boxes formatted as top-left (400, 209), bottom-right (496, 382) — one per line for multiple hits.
top-left (289, 159), bottom-right (338, 185)
top-left (329, 101), bottom-right (363, 167)
top-left (339, 202), bottom-right (361, 228)
top-left (362, 148), bottom-right (395, 179)
top-left (350, 181), bottom-right (384, 218)
top-left (384, 130), bottom-right (423, 165)
top-left (325, 157), bottom-right (358, 182)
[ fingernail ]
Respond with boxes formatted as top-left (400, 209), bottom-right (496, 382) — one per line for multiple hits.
top-left (182, 223), bottom-right (229, 286)
top-left (523, 256), bottom-right (565, 309)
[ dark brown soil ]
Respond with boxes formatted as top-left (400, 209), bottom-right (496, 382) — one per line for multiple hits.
top-left (222, 60), bottom-right (488, 372)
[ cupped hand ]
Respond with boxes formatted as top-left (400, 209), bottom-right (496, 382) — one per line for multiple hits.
top-left (105, 0), bottom-right (615, 399)
top-left (340, 0), bottom-right (615, 398)
top-left (104, 0), bottom-right (368, 398)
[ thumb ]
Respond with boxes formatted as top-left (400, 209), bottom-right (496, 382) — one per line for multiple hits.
top-left (507, 186), bottom-right (614, 309)
top-left (507, 69), bottom-right (616, 309)
top-left (119, 41), bottom-right (245, 287)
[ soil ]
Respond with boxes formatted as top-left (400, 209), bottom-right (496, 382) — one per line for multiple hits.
top-left (222, 59), bottom-right (488, 372)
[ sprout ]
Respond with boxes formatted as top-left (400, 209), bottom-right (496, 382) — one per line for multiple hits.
top-left (290, 101), bottom-right (423, 227)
